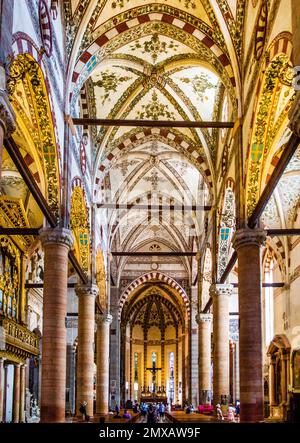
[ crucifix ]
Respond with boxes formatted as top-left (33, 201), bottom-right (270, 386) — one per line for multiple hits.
top-left (146, 360), bottom-right (162, 393)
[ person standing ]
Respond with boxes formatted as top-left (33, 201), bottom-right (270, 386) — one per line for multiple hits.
top-left (216, 403), bottom-right (224, 420)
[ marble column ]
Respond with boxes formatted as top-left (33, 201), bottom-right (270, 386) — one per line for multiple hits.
top-left (0, 357), bottom-right (5, 422)
top-left (232, 228), bottom-right (266, 422)
top-left (96, 313), bottom-right (112, 414)
top-left (0, 68), bottom-right (16, 178)
top-left (210, 284), bottom-right (232, 406)
top-left (39, 227), bottom-right (73, 423)
top-left (19, 364), bottom-right (26, 422)
top-left (196, 313), bottom-right (212, 404)
top-left (13, 364), bottom-right (21, 423)
top-left (75, 284), bottom-right (98, 418)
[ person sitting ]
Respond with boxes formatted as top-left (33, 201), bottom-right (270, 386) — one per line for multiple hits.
top-left (122, 409), bottom-right (132, 419)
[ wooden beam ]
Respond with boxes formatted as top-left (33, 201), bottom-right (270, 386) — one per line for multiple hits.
top-left (69, 250), bottom-right (88, 284)
top-left (219, 251), bottom-right (238, 284)
top-left (5, 137), bottom-right (57, 228)
top-left (72, 118), bottom-right (235, 129)
top-left (97, 203), bottom-right (212, 211)
top-left (248, 132), bottom-right (300, 228)
top-left (25, 282), bottom-right (77, 289)
top-left (111, 251), bottom-right (196, 257)
top-left (0, 227), bottom-right (40, 236)
top-left (232, 282), bottom-right (284, 288)
top-left (267, 229), bottom-right (300, 236)
top-left (218, 133), bottom-right (300, 283)
top-left (4, 137), bottom-right (88, 285)
top-left (204, 133), bottom-right (300, 313)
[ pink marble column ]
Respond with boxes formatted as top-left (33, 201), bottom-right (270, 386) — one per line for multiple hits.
top-left (75, 284), bottom-right (98, 419)
top-left (211, 284), bottom-right (232, 406)
top-left (233, 228), bottom-right (266, 422)
top-left (196, 313), bottom-right (212, 404)
top-left (13, 364), bottom-right (21, 423)
top-left (39, 227), bottom-right (73, 423)
top-left (96, 313), bottom-right (112, 415)
top-left (19, 364), bottom-right (26, 422)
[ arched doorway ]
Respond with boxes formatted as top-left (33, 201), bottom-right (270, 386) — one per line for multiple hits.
top-left (120, 283), bottom-right (188, 408)
top-left (267, 334), bottom-right (291, 420)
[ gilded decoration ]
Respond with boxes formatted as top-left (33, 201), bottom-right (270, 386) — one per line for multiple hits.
top-left (246, 55), bottom-right (295, 216)
top-left (7, 54), bottom-right (60, 219)
top-left (96, 249), bottom-right (107, 310)
top-left (0, 236), bottom-right (21, 320)
top-left (0, 196), bottom-right (32, 249)
top-left (70, 186), bottom-right (90, 273)
top-left (0, 316), bottom-right (39, 360)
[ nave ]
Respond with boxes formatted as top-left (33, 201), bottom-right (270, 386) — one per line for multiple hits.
top-left (0, 0), bottom-right (300, 425)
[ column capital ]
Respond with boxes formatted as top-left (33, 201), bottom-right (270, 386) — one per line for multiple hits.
top-left (95, 312), bottom-right (113, 326)
top-left (196, 251), bottom-right (201, 262)
top-left (0, 87), bottom-right (16, 137)
top-left (232, 227), bottom-right (266, 251)
top-left (39, 227), bottom-right (74, 249)
top-left (75, 283), bottom-right (99, 298)
top-left (196, 313), bottom-right (212, 324)
top-left (210, 283), bottom-right (233, 298)
top-left (289, 93), bottom-right (300, 136)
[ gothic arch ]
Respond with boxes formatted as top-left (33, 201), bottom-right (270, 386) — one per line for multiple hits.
top-left (118, 272), bottom-right (190, 320)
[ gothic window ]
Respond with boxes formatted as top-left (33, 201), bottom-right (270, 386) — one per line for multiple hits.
top-left (169, 352), bottom-right (174, 402)
top-left (152, 352), bottom-right (157, 366)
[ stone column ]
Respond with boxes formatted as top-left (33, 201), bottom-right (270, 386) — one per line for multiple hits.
top-left (210, 283), bottom-right (232, 406)
top-left (281, 353), bottom-right (287, 403)
top-left (0, 67), bottom-right (16, 178)
top-left (269, 358), bottom-right (276, 406)
top-left (96, 313), bottom-right (112, 414)
top-left (19, 364), bottom-right (26, 422)
top-left (75, 284), bottom-right (98, 418)
top-left (232, 228), bottom-right (266, 422)
top-left (39, 227), bottom-right (73, 423)
top-left (196, 313), bottom-right (212, 404)
top-left (0, 357), bottom-right (5, 422)
top-left (13, 363), bottom-right (21, 423)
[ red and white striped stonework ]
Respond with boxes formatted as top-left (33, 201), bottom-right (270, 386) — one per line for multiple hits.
top-left (70, 11), bottom-right (236, 103)
top-left (39, 0), bottom-right (53, 57)
top-left (94, 128), bottom-right (212, 195)
top-left (11, 32), bottom-right (61, 172)
top-left (118, 272), bottom-right (190, 320)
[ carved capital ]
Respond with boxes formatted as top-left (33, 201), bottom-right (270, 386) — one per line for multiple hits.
top-left (0, 89), bottom-right (16, 137)
top-left (39, 227), bottom-right (74, 249)
top-left (95, 312), bottom-right (113, 326)
top-left (289, 93), bottom-right (300, 137)
top-left (75, 283), bottom-right (98, 298)
top-left (232, 228), bottom-right (266, 251)
top-left (195, 313), bottom-right (212, 324)
top-left (209, 283), bottom-right (233, 298)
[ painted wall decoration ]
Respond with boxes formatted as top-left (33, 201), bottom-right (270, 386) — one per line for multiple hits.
top-left (129, 33), bottom-right (179, 64)
top-left (246, 54), bottom-right (295, 217)
top-left (70, 186), bottom-right (90, 273)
